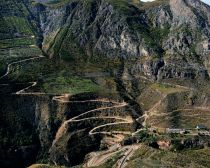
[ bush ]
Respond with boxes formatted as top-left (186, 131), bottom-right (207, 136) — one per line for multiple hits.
top-left (135, 131), bottom-right (157, 144)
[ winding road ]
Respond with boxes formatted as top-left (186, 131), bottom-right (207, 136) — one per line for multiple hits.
top-left (84, 144), bottom-right (140, 168)
top-left (54, 99), bottom-right (133, 143)
top-left (2, 54), bottom-right (203, 168)
top-left (137, 94), bottom-right (167, 127)
top-left (136, 75), bottom-right (195, 129)
top-left (51, 97), bottom-right (136, 168)
top-left (0, 55), bottom-right (44, 80)
top-left (85, 144), bottom-right (124, 167)
top-left (0, 55), bottom-right (45, 94)
top-left (0, 55), bottom-right (135, 145)
top-left (117, 144), bottom-right (140, 168)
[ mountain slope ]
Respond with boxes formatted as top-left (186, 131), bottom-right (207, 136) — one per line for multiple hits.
top-left (0, 0), bottom-right (36, 39)
top-left (1, 0), bottom-right (210, 168)
top-left (32, 0), bottom-right (210, 80)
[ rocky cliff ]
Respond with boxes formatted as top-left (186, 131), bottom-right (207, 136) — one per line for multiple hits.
top-left (1, 0), bottom-right (210, 167)
top-left (30, 0), bottom-right (210, 80)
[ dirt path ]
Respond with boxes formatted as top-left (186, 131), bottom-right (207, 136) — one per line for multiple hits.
top-left (117, 144), bottom-right (140, 168)
top-left (69, 102), bottom-right (127, 121)
top-left (85, 144), bottom-right (123, 167)
top-left (52, 99), bottom-right (134, 168)
top-left (89, 117), bottom-right (132, 136)
top-left (138, 75), bottom-right (194, 91)
top-left (54, 101), bottom-right (133, 142)
top-left (84, 144), bottom-right (140, 168)
top-left (15, 82), bottom-right (37, 94)
top-left (148, 107), bottom-right (210, 118)
top-left (52, 95), bottom-right (121, 104)
top-left (0, 55), bottom-right (44, 80)
top-left (137, 94), bottom-right (167, 127)
top-left (0, 55), bottom-right (45, 95)
top-left (136, 75), bottom-right (195, 128)
top-left (161, 81), bottom-right (194, 91)
top-left (1, 56), bottom-right (134, 143)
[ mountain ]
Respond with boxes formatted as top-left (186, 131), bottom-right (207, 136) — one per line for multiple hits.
top-left (1, 0), bottom-right (210, 168)
top-left (33, 0), bottom-right (210, 80)
top-left (1, 0), bottom-right (210, 80)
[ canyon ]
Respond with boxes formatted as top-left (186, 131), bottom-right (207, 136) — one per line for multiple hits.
top-left (0, 0), bottom-right (210, 167)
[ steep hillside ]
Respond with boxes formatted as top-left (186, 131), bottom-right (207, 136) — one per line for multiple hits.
top-left (1, 0), bottom-right (210, 168)
top-left (0, 0), bottom-right (42, 75)
top-left (32, 0), bottom-right (210, 80)
top-left (0, 0), bottom-right (36, 39)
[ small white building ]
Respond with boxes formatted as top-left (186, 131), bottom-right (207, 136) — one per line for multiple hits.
top-left (166, 128), bottom-right (186, 134)
top-left (196, 124), bottom-right (207, 130)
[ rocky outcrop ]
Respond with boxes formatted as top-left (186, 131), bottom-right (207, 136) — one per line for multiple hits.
top-left (0, 94), bottom-right (68, 167)
top-left (28, 0), bottom-right (210, 80)
top-left (2, 0), bottom-right (210, 166)
top-left (0, 91), bottom-right (135, 167)
top-left (1, 0), bottom-right (210, 80)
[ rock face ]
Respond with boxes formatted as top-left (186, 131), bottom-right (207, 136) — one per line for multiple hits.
top-left (1, 0), bottom-right (210, 167)
top-left (29, 0), bottom-right (210, 80)
top-left (0, 93), bottom-right (104, 167)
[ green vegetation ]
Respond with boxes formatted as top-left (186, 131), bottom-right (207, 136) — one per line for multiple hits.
top-left (0, 46), bottom-right (41, 75)
top-left (129, 22), bottom-right (162, 52)
top-left (138, 0), bottom-right (168, 10)
top-left (48, 28), bottom-right (121, 74)
top-left (108, 0), bottom-right (139, 15)
top-left (4, 16), bottom-right (34, 35)
top-left (150, 26), bottom-right (170, 43)
top-left (0, 37), bottom-right (36, 49)
top-left (0, 127), bottom-right (38, 148)
top-left (0, 98), bottom-right (39, 148)
top-left (0, 0), bottom-right (36, 39)
top-left (150, 83), bottom-right (187, 94)
top-left (94, 152), bottom-right (122, 168)
top-left (46, 0), bottom-right (71, 6)
top-left (134, 130), bottom-right (157, 144)
top-left (126, 145), bottom-right (210, 168)
top-left (47, 27), bottom-right (69, 57)
top-left (39, 72), bottom-right (101, 94)
top-left (6, 58), bottom-right (60, 82)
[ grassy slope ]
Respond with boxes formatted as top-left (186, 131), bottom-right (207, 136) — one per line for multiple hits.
top-left (0, 0), bottom-right (39, 75)
top-left (38, 72), bottom-right (102, 94)
top-left (0, 0), bottom-right (35, 39)
top-left (1, 1), bottom-right (210, 167)
top-left (82, 143), bottom-right (210, 168)
top-left (126, 145), bottom-right (210, 168)
top-left (0, 0), bottom-right (106, 95)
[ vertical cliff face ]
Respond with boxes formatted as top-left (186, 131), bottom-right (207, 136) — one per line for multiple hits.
top-left (0, 95), bottom-right (38, 168)
top-left (0, 92), bottom-right (134, 167)
top-left (38, 0), bottom-right (146, 58)
top-left (1, 0), bottom-right (210, 80)
top-left (29, 0), bottom-right (210, 80)
top-left (0, 94), bottom-right (65, 167)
